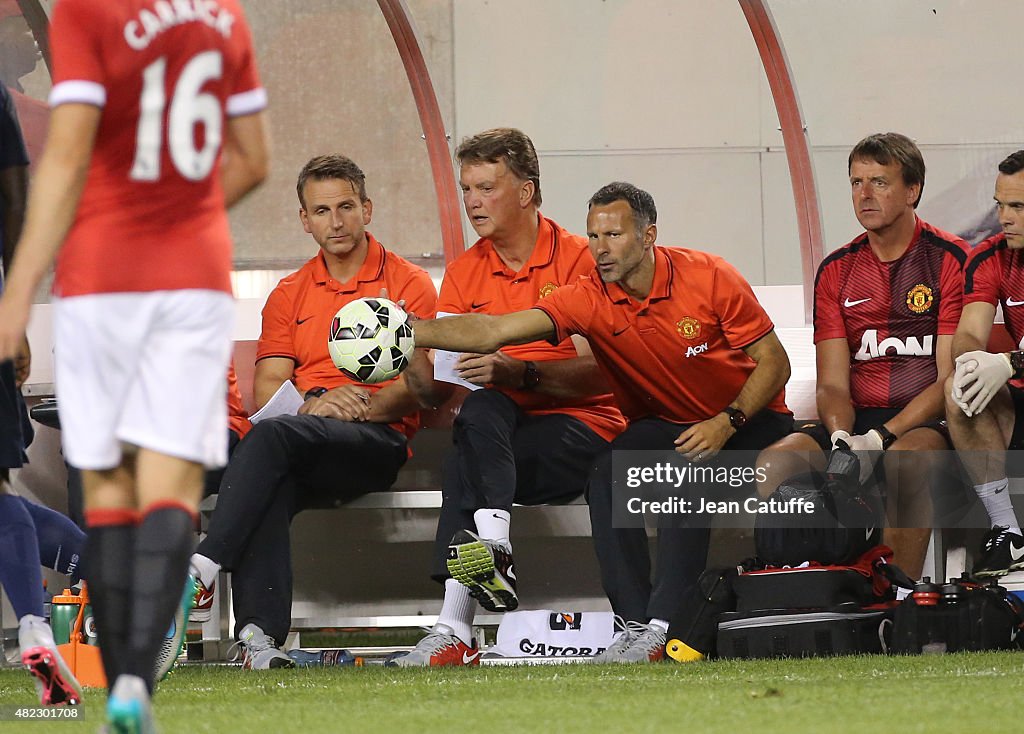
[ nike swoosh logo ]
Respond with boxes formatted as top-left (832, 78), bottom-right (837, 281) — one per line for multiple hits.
top-left (844, 297), bottom-right (871, 307)
top-left (296, 316), bottom-right (314, 325)
top-left (471, 302), bottom-right (489, 309)
top-left (1011, 543), bottom-right (1024, 561)
top-left (195, 588), bottom-right (215, 607)
top-left (1006, 298), bottom-right (1024, 307)
top-left (613, 326), bottom-right (630, 336)
top-left (462, 650), bottom-right (481, 664)
top-left (866, 527), bottom-right (874, 542)
top-left (506, 564), bottom-right (517, 582)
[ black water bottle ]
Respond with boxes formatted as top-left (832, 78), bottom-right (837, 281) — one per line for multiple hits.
top-left (941, 579), bottom-right (965, 605)
top-left (913, 577), bottom-right (945, 653)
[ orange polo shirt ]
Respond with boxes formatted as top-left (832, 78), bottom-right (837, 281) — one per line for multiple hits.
top-left (226, 363), bottom-right (252, 439)
top-left (535, 246), bottom-right (789, 424)
top-left (437, 215), bottom-right (625, 442)
top-left (257, 234), bottom-right (437, 440)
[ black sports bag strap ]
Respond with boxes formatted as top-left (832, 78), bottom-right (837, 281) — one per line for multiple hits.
top-left (873, 558), bottom-right (915, 591)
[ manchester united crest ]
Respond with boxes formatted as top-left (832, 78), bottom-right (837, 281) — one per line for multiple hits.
top-left (538, 282), bottom-right (557, 299)
top-left (676, 317), bottom-right (702, 340)
top-left (906, 284), bottom-right (934, 314)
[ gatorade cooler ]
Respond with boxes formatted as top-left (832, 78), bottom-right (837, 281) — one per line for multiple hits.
top-left (50, 588), bottom-right (98, 647)
top-left (50, 583), bottom-right (106, 688)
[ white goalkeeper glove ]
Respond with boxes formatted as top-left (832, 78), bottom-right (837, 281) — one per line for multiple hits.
top-left (952, 350), bottom-right (1013, 417)
top-left (833, 429), bottom-right (884, 484)
top-left (829, 430), bottom-right (852, 450)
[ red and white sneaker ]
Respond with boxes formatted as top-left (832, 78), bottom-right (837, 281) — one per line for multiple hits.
top-left (189, 574), bottom-right (215, 624)
top-left (19, 616), bottom-right (82, 706)
top-left (385, 625), bottom-right (481, 667)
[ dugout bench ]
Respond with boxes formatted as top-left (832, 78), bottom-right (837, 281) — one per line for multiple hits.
top-left (2, 294), bottom-right (1002, 661)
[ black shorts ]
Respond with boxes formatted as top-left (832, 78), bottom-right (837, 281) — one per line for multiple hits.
top-left (726, 409), bottom-right (795, 451)
top-left (795, 407), bottom-right (971, 518)
top-left (798, 406), bottom-right (949, 452)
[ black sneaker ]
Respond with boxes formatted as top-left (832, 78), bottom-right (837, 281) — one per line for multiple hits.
top-left (974, 526), bottom-right (1024, 578)
top-left (446, 529), bottom-right (518, 612)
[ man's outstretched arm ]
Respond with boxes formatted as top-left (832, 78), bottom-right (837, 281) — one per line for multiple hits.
top-left (413, 308), bottom-right (558, 354)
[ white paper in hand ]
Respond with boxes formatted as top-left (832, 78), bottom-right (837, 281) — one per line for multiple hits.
top-left (249, 381), bottom-right (304, 424)
top-left (431, 312), bottom-right (482, 391)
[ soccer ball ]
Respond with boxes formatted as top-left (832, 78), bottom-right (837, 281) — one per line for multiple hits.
top-left (328, 297), bottom-right (414, 383)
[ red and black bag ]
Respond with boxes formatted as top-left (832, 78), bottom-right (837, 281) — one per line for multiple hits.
top-left (711, 546), bottom-right (912, 660)
top-left (733, 545), bottom-right (903, 611)
top-left (666, 547), bottom-right (913, 661)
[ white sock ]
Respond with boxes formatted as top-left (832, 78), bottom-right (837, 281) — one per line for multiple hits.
top-left (190, 553), bottom-right (221, 589)
top-left (473, 508), bottom-right (511, 547)
top-left (436, 579), bottom-right (475, 645)
top-left (648, 618), bottom-right (669, 633)
top-left (975, 479), bottom-right (1021, 534)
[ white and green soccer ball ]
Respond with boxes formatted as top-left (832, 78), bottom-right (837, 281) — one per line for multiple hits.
top-left (328, 297), bottom-right (414, 384)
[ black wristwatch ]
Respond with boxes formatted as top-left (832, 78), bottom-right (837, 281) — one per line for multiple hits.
top-left (521, 361), bottom-right (541, 390)
top-left (1010, 351), bottom-right (1024, 379)
top-left (304, 386), bottom-right (328, 400)
top-left (722, 406), bottom-right (747, 429)
top-left (873, 424), bottom-right (897, 450)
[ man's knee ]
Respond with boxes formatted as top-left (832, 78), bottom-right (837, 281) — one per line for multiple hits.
top-left (454, 389), bottom-right (514, 428)
top-left (245, 416), bottom-right (292, 448)
top-left (755, 431), bottom-right (821, 498)
top-left (944, 374), bottom-right (966, 427)
top-left (882, 449), bottom-right (936, 502)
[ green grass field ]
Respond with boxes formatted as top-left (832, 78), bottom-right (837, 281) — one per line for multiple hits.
top-left (3, 652), bottom-right (1024, 733)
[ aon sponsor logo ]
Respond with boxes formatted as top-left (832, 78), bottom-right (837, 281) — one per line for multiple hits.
top-left (854, 329), bottom-right (933, 360)
top-left (685, 342), bottom-right (709, 358)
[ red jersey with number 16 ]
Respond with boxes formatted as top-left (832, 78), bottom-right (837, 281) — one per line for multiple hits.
top-left (47, 0), bottom-right (267, 297)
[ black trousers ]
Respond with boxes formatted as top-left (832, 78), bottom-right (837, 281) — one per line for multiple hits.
top-left (587, 410), bottom-right (793, 622)
top-left (430, 389), bottom-right (609, 580)
top-left (0, 360), bottom-right (30, 471)
top-left (197, 414), bottom-right (407, 644)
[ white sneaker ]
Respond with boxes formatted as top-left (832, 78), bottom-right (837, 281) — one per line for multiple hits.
top-left (591, 618), bottom-right (666, 663)
top-left (384, 624), bottom-right (481, 667)
top-left (230, 624), bottom-right (295, 670)
top-left (18, 615), bottom-right (82, 706)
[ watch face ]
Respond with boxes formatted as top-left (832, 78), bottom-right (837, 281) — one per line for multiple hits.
top-left (727, 408), bottom-right (746, 428)
top-left (1012, 351), bottom-right (1024, 375)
